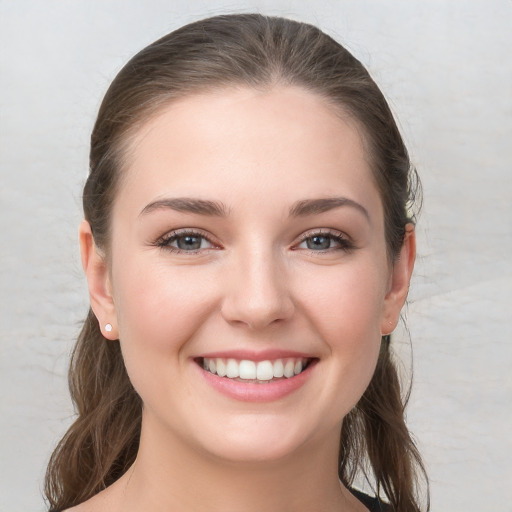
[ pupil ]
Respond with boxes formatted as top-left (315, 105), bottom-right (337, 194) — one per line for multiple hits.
top-left (307, 236), bottom-right (330, 250)
top-left (178, 235), bottom-right (201, 250)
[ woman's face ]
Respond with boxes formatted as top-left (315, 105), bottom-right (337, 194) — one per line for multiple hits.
top-left (85, 86), bottom-right (413, 463)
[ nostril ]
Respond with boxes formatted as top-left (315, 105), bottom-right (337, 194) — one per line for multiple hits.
top-left (219, 270), bottom-right (295, 329)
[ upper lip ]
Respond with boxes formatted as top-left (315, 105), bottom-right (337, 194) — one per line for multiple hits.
top-left (195, 349), bottom-right (317, 362)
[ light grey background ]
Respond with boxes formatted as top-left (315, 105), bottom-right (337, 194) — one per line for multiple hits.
top-left (1, 1), bottom-right (511, 511)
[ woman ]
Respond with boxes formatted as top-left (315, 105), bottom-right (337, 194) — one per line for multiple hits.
top-left (45, 13), bottom-right (428, 512)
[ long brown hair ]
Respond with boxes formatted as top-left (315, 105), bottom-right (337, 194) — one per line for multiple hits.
top-left (45, 14), bottom-right (428, 511)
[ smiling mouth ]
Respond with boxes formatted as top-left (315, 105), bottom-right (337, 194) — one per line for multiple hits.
top-left (197, 357), bottom-right (315, 383)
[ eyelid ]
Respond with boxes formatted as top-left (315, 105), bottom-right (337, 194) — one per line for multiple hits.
top-left (293, 228), bottom-right (354, 252)
top-left (155, 228), bottom-right (221, 253)
top-left (297, 228), bottom-right (346, 241)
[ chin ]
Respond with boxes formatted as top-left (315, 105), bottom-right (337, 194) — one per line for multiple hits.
top-left (194, 415), bottom-right (320, 465)
top-left (206, 438), bottom-right (300, 465)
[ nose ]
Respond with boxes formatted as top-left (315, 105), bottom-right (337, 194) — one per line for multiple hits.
top-left (220, 247), bottom-right (295, 330)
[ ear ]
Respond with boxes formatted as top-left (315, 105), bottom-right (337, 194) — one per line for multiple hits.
top-left (79, 220), bottom-right (118, 339)
top-left (380, 224), bottom-right (416, 335)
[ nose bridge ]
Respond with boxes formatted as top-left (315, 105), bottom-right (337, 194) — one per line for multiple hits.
top-left (221, 241), bottom-right (294, 329)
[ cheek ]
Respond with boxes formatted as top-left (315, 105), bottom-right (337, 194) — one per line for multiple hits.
top-left (112, 260), bottom-right (218, 370)
top-left (297, 258), bottom-right (387, 402)
top-left (110, 262), bottom-right (224, 420)
top-left (302, 258), bottom-right (388, 342)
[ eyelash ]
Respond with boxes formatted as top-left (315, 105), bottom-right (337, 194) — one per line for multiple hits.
top-left (295, 229), bottom-right (354, 253)
top-left (154, 229), bottom-right (354, 255)
top-left (155, 229), bottom-right (218, 254)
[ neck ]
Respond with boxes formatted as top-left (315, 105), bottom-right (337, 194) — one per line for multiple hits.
top-left (114, 414), bottom-right (356, 512)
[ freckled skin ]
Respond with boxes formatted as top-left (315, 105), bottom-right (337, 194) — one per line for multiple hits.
top-left (80, 86), bottom-right (414, 512)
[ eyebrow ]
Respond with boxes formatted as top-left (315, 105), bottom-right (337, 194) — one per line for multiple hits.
top-left (139, 195), bottom-right (369, 220)
top-left (140, 197), bottom-right (229, 217)
top-left (289, 197), bottom-right (369, 220)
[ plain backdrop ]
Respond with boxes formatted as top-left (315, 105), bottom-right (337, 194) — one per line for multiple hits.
top-left (0, 1), bottom-right (511, 511)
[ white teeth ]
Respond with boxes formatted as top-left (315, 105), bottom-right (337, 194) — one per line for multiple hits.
top-left (273, 359), bottom-right (284, 378)
top-left (239, 360), bottom-right (256, 379)
top-left (202, 357), bottom-right (309, 381)
top-left (216, 358), bottom-right (226, 377)
top-left (256, 361), bottom-right (274, 381)
top-left (283, 360), bottom-right (295, 378)
top-left (226, 358), bottom-right (239, 378)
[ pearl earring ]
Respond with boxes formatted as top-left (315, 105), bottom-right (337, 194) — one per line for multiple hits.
top-left (105, 323), bottom-right (113, 332)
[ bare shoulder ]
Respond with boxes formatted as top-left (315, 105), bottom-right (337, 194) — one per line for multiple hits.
top-left (61, 484), bottom-right (121, 512)
top-left (62, 497), bottom-right (102, 512)
top-left (63, 503), bottom-right (89, 512)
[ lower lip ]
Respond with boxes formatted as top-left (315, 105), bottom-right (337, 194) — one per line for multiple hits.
top-left (196, 361), bottom-right (317, 402)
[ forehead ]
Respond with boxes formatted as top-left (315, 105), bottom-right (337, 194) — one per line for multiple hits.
top-left (116, 86), bottom-right (382, 221)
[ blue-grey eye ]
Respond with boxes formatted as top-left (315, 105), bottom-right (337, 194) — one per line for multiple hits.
top-left (306, 235), bottom-right (332, 250)
top-left (156, 230), bottom-right (216, 253)
top-left (175, 235), bottom-right (205, 250)
top-left (296, 232), bottom-right (351, 252)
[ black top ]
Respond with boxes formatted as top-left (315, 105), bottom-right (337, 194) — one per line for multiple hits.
top-left (350, 488), bottom-right (392, 511)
